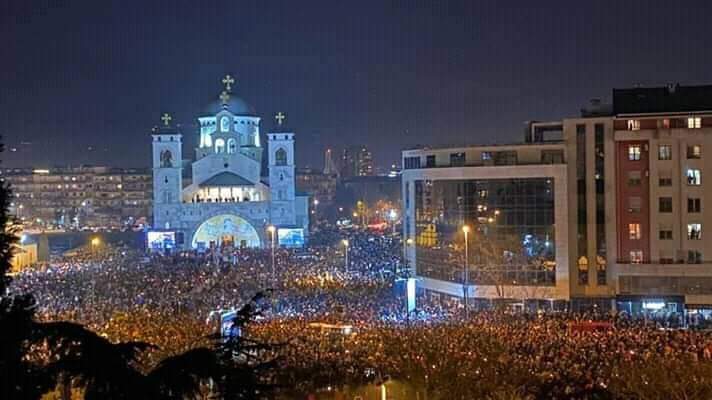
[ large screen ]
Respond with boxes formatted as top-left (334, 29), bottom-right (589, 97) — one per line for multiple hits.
top-left (278, 228), bottom-right (305, 248)
top-left (147, 231), bottom-right (176, 251)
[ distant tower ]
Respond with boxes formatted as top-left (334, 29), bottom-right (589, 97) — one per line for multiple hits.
top-left (323, 148), bottom-right (339, 177)
top-left (268, 112), bottom-right (296, 226)
top-left (152, 113), bottom-right (182, 229)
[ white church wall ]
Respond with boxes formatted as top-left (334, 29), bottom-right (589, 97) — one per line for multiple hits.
top-left (191, 152), bottom-right (261, 186)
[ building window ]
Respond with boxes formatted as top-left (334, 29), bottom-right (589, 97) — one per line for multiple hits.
top-left (628, 145), bottom-right (641, 161)
top-left (577, 256), bottom-right (589, 285)
top-left (630, 250), bottom-right (644, 264)
top-left (687, 145), bottom-right (702, 159)
top-left (425, 155), bottom-right (436, 168)
top-left (275, 148), bottom-right (288, 166)
top-left (627, 171), bottom-right (641, 186)
top-left (629, 196), bottom-right (642, 213)
top-left (658, 177), bottom-right (672, 187)
top-left (688, 198), bottom-right (701, 213)
top-left (659, 230), bottom-right (673, 240)
top-left (214, 138), bottom-right (226, 154)
top-left (688, 223), bottom-right (702, 240)
top-left (687, 117), bottom-right (702, 129)
top-left (404, 157), bottom-right (421, 169)
top-left (481, 151), bottom-right (492, 161)
top-left (220, 116), bottom-right (230, 132)
top-left (658, 145), bottom-right (672, 160)
top-left (688, 250), bottom-right (703, 264)
top-left (659, 197), bottom-right (672, 213)
top-left (627, 120), bottom-right (641, 131)
top-left (450, 152), bottom-right (465, 167)
top-left (687, 169), bottom-right (701, 185)
top-left (629, 223), bottom-right (641, 240)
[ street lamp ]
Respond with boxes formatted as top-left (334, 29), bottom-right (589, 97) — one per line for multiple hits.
top-left (403, 237), bottom-right (414, 277)
top-left (342, 239), bottom-right (349, 272)
top-left (267, 225), bottom-right (276, 283)
top-left (462, 225), bottom-right (470, 318)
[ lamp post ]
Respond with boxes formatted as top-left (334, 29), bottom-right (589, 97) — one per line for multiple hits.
top-left (90, 237), bottom-right (100, 307)
top-left (462, 225), bottom-right (470, 319)
top-left (342, 239), bottom-right (349, 272)
top-left (267, 225), bottom-right (276, 284)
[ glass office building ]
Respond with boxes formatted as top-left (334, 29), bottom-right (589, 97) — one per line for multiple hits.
top-left (414, 178), bottom-right (556, 286)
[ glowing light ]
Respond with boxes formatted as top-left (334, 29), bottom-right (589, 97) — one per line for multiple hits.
top-left (462, 225), bottom-right (471, 234)
top-left (91, 237), bottom-right (100, 247)
top-left (32, 169), bottom-right (50, 174)
top-left (342, 239), bottom-right (349, 247)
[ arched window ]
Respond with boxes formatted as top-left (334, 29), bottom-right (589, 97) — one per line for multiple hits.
top-left (220, 116), bottom-right (230, 132)
top-left (275, 148), bottom-right (287, 166)
top-left (215, 138), bottom-right (226, 154)
top-left (227, 139), bottom-right (237, 154)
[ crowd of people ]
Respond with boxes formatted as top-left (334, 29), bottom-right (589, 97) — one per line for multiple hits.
top-left (11, 228), bottom-right (712, 398)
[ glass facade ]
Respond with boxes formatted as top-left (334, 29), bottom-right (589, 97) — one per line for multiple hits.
top-left (414, 178), bottom-right (556, 287)
top-left (576, 124), bottom-right (588, 285)
top-left (594, 123), bottom-right (607, 285)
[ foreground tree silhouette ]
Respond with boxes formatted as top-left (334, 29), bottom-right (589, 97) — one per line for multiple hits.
top-left (0, 142), bottom-right (274, 399)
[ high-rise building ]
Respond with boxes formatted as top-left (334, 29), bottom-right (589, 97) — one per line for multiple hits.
top-left (341, 146), bottom-right (374, 177)
top-left (323, 148), bottom-right (339, 177)
top-left (402, 84), bottom-right (712, 312)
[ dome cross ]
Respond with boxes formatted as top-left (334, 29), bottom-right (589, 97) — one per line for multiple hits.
top-left (222, 74), bottom-right (235, 92)
top-left (219, 91), bottom-right (230, 106)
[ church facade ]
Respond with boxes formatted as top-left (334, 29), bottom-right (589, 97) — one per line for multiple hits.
top-left (150, 77), bottom-right (309, 250)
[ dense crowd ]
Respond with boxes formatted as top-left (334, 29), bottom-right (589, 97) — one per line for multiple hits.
top-left (11, 229), bottom-right (712, 398)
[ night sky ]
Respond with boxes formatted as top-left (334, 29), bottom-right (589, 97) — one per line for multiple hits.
top-left (2, 0), bottom-right (712, 170)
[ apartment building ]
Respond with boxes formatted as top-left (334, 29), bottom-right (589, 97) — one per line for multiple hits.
top-left (1, 166), bottom-right (152, 229)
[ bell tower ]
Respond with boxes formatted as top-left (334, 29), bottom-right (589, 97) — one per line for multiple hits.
top-left (152, 113), bottom-right (182, 229)
top-left (268, 112), bottom-right (296, 226)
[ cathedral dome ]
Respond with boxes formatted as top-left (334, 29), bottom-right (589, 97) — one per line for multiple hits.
top-left (205, 95), bottom-right (256, 116)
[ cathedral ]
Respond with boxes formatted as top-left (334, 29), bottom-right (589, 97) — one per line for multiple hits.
top-left (150, 75), bottom-right (309, 251)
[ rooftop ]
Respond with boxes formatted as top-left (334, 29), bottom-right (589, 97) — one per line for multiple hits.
top-left (613, 84), bottom-right (712, 115)
top-left (198, 172), bottom-right (254, 187)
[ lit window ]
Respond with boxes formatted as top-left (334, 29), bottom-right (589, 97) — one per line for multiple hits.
top-left (629, 223), bottom-right (641, 240)
top-left (687, 223), bottom-right (702, 240)
top-left (628, 145), bottom-right (641, 161)
top-left (215, 138), bottom-right (226, 154)
top-left (630, 250), bottom-right (644, 264)
top-left (687, 117), bottom-right (702, 129)
top-left (658, 145), bottom-right (672, 160)
top-left (481, 152), bottom-right (492, 161)
top-left (687, 145), bottom-right (702, 159)
top-left (687, 169), bottom-right (701, 185)
top-left (627, 120), bottom-right (641, 131)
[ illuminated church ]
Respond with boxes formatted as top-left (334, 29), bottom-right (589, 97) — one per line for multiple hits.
top-left (150, 75), bottom-right (309, 250)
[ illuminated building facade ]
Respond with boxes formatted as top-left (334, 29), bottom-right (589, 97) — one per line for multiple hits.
top-left (151, 77), bottom-right (309, 250)
top-left (2, 166), bottom-right (152, 229)
top-left (403, 84), bottom-right (712, 311)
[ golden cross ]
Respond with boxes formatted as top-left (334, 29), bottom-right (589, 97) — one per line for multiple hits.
top-left (161, 113), bottom-right (172, 127)
top-left (275, 112), bottom-right (286, 125)
top-left (219, 91), bottom-right (230, 105)
top-left (222, 74), bottom-right (235, 92)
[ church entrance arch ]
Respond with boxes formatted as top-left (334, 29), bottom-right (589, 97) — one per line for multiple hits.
top-left (191, 214), bottom-right (261, 250)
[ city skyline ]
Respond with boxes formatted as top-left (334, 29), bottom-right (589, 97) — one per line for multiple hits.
top-left (3, 1), bottom-right (712, 169)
